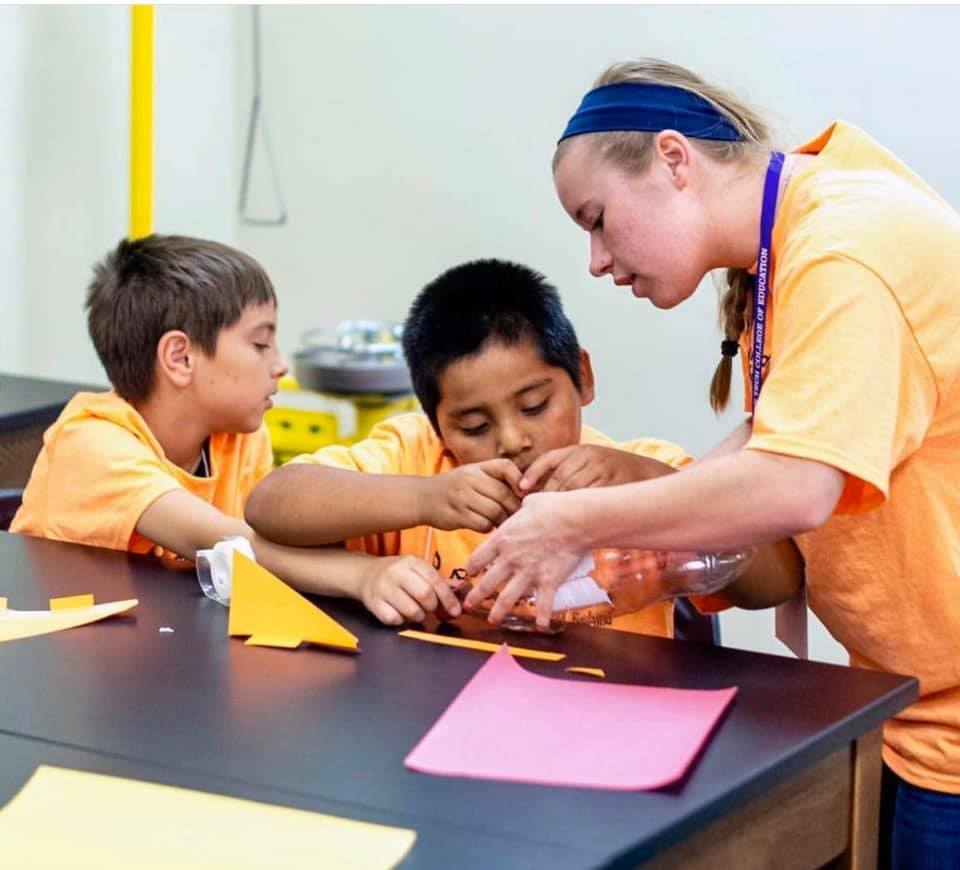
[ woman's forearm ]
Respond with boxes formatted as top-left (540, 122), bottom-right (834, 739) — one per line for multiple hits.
top-left (568, 448), bottom-right (844, 553)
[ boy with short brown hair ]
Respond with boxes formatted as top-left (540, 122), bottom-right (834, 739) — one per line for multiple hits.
top-left (12, 234), bottom-right (288, 561)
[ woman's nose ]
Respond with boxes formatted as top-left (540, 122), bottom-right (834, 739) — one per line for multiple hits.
top-left (589, 233), bottom-right (613, 277)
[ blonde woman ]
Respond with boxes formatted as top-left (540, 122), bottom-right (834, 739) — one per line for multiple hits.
top-left (465, 59), bottom-right (960, 866)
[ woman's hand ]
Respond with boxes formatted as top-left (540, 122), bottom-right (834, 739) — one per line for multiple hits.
top-left (464, 491), bottom-right (590, 630)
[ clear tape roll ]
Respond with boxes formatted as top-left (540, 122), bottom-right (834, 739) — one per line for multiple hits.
top-left (195, 536), bottom-right (256, 606)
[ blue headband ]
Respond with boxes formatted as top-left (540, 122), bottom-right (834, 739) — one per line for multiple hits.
top-left (559, 82), bottom-right (741, 143)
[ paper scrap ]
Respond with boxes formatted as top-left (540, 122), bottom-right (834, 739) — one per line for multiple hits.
top-left (0, 597), bottom-right (137, 643)
top-left (398, 629), bottom-right (566, 662)
top-left (228, 552), bottom-right (359, 653)
top-left (406, 644), bottom-right (736, 790)
top-left (565, 666), bottom-right (606, 679)
top-left (1, 765), bottom-right (416, 869)
top-left (49, 593), bottom-right (96, 611)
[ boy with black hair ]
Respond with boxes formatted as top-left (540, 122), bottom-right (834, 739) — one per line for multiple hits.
top-left (247, 259), bottom-right (802, 631)
top-left (14, 235), bottom-right (287, 559)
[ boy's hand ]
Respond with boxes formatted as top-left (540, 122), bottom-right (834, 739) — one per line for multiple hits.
top-left (421, 459), bottom-right (523, 532)
top-left (519, 445), bottom-right (677, 494)
top-left (359, 555), bottom-right (462, 626)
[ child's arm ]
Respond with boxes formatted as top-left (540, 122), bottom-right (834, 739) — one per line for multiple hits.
top-left (135, 490), bottom-right (460, 624)
top-left (136, 489), bottom-right (250, 555)
top-left (245, 459), bottom-right (523, 547)
top-left (518, 444), bottom-right (678, 493)
top-left (251, 535), bottom-right (461, 626)
top-left (712, 536), bottom-right (804, 610)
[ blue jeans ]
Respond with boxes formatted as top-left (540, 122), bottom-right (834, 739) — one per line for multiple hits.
top-left (879, 764), bottom-right (960, 869)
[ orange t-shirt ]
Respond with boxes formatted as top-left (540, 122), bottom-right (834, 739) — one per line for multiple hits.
top-left (741, 121), bottom-right (960, 792)
top-left (294, 412), bottom-right (694, 638)
top-left (11, 391), bottom-right (274, 561)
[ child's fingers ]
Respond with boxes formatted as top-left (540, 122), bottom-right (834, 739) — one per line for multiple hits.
top-left (399, 563), bottom-right (462, 617)
top-left (548, 466), bottom-right (602, 492)
top-left (464, 495), bottom-right (514, 532)
top-left (385, 586), bottom-right (427, 624)
top-left (473, 476), bottom-right (522, 518)
top-left (370, 599), bottom-right (405, 627)
top-left (484, 458), bottom-right (524, 495)
top-left (424, 571), bottom-right (462, 617)
top-left (519, 448), bottom-right (569, 492)
top-left (541, 449), bottom-right (595, 491)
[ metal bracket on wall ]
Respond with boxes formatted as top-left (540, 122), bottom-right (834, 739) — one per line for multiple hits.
top-left (238, 6), bottom-right (288, 226)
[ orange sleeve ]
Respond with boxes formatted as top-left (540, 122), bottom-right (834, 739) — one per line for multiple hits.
top-left (747, 254), bottom-right (937, 514)
top-left (616, 436), bottom-right (695, 470)
top-left (35, 417), bottom-right (182, 551)
top-left (289, 416), bottom-right (425, 475)
top-left (251, 423), bottom-right (276, 484)
top-left (689, 594), bottom-right (732, 615)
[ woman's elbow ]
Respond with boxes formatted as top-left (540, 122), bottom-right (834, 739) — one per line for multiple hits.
top-left (786, 465), bottom-right (846, 534)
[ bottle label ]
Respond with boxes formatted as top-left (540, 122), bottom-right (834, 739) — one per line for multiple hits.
top-left (552, 575), bottom-right (611, 611)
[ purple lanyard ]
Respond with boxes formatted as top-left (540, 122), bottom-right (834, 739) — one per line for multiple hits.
top-left (751, 151), bottom-right (785, 412)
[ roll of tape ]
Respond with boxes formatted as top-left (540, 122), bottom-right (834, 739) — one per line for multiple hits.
top-left (195, 536), bottom-right (256, 606)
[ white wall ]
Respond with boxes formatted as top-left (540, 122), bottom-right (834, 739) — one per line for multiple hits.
top-left (8, 5), bottom-right (960, 662)
top-left (234, 5), bottom-right (960, 662)
top-left (0, 7), bottom-right (26, 373)
top-left (236, 4), bottom-right (960, 456)
top-left (3, 5), bottom-right (238, 386)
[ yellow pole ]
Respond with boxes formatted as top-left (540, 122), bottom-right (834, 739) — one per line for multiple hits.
top-left (130, 5), bottom-right (154, 239)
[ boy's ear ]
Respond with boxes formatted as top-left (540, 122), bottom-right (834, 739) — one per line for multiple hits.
top-left (578, 348), bottom-right (596, 407)
top-left (155, 330), bottom-right (195, 389)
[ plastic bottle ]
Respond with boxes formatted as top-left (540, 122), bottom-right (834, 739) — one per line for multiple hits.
top-left (456, 546), bottom-right (754, 633)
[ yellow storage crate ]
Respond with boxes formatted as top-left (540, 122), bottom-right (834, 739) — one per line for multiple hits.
top-left (265, 377), bottom-right (419, 465)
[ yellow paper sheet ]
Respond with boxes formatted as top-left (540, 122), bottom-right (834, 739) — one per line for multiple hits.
top-left (0, 598), bottom-right (137, 643)
top-left (228, 552), bottom-right (359, 653)
top-left (398, 629), bottom-right (566, 662)
top-left (1, 765), bottom-right (416, 869)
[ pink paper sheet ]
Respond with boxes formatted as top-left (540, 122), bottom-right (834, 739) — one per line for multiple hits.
top-left (405, 645), bottom-right (737, 790)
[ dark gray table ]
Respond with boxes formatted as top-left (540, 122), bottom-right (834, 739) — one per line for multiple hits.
top-left (0, 532), bottom-right (917, 868)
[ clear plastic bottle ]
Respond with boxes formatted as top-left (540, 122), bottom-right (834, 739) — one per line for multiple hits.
top-left (456, 546), bottom-right (754, 633)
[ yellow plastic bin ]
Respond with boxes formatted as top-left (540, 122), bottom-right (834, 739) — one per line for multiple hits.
top-left (265, 377), bottom-right (419, 465)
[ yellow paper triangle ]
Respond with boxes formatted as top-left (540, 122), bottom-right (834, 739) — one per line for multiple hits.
top-left (228, 552), bottom-right (359, 653)
top-left (50, 593), bottom-right (96, 610)
top-left (244, 634), bottom-right (302, 648)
